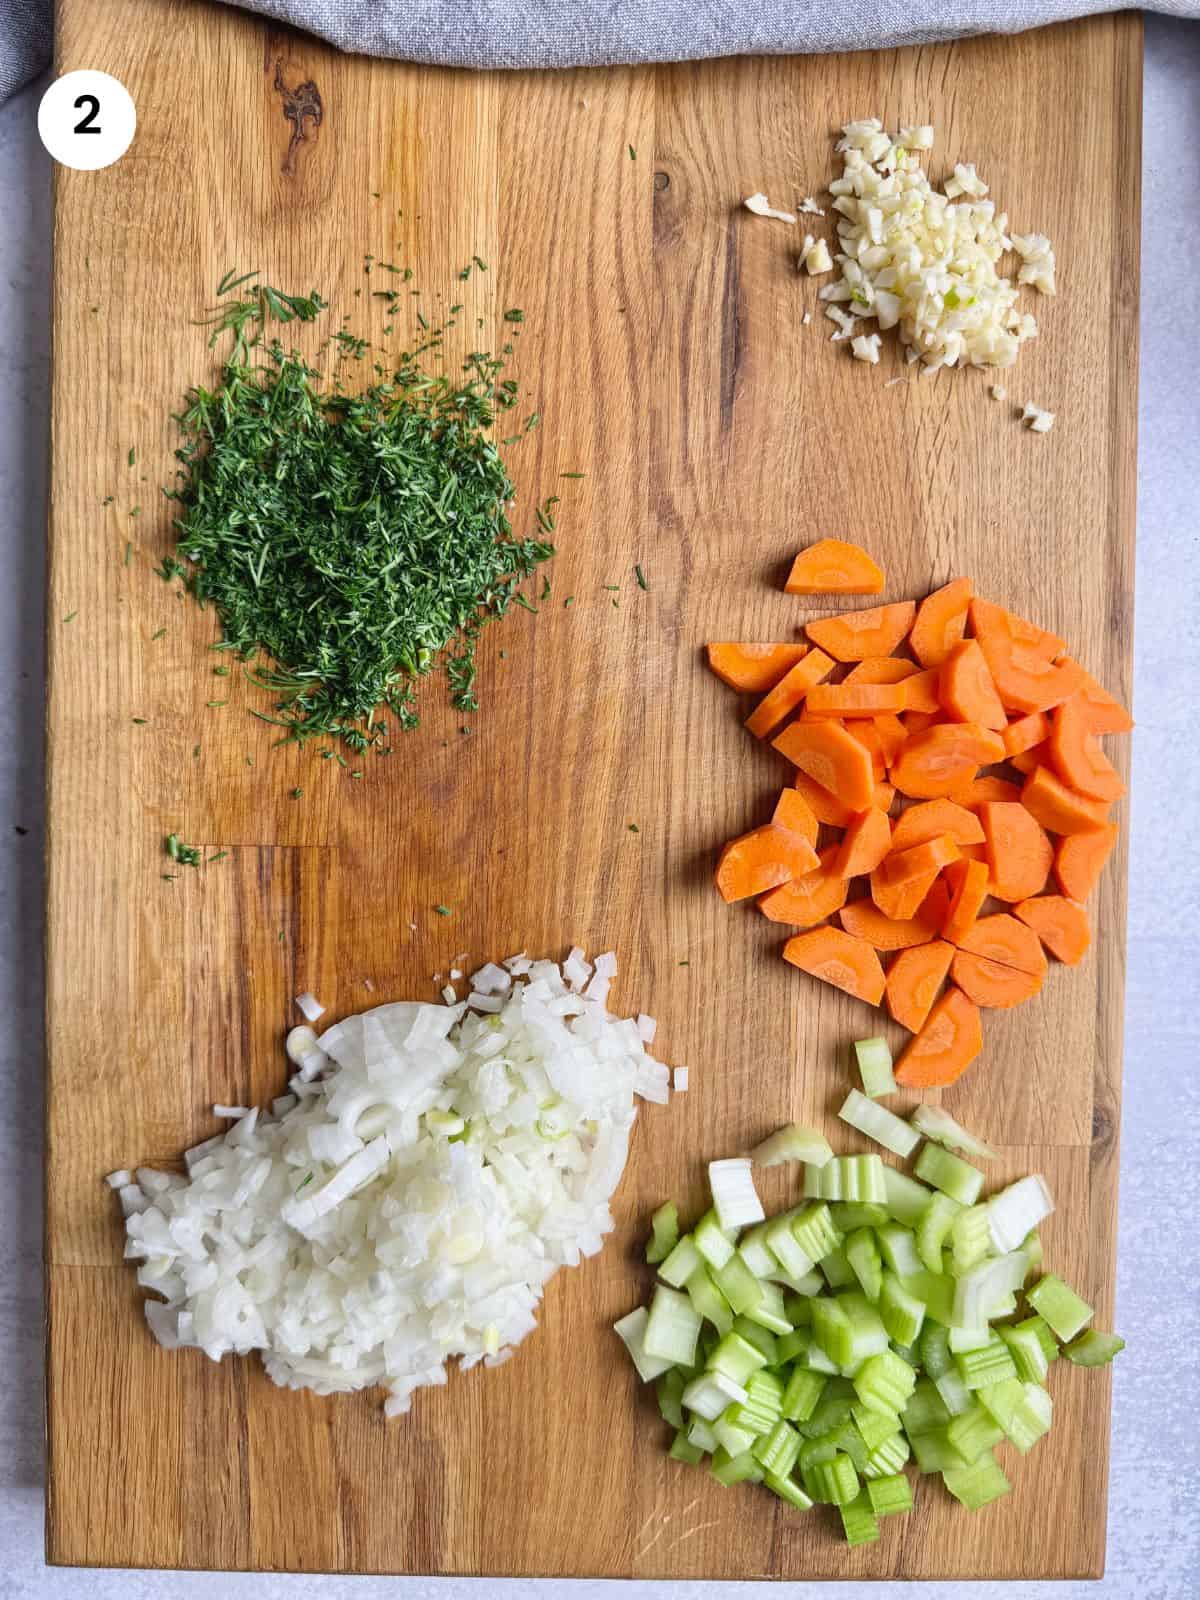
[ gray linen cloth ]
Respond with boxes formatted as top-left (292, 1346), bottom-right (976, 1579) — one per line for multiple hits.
top-left (4, 0), bottom-right (1197, 104)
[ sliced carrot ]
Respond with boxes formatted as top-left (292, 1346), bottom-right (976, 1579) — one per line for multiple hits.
top-left (788, 770), bottom-right (857, 828)
top-left (844, 719), bottom-right (888, 779)
top-left (891, 799), bottom-right (985, 853)
top-left (939, 639), bottom-right (1006, 730)
top-left (1048, 695), bottom-right (1127, 802)
top-left (949, 775), bottom-right (1023, 807)
top-left (895, 987), bottom-right (983, 1088)
top-left (772, 719), bottom-right (876, 810)
top-left (841, 899), bottom-right (939, 951)
top-left (834, 807), bottom-right (892, 879)
top-left (978, 801), bottom-right (1052, 901)
top-left (806, 682), bottom-right (909, 718)
top-left (919, 876), bottom-right (953, 928)
top-left (903, 668), bottom-right (942, 715)
top-left (1059, 662), bottom-right (1133, 734)
top-left (881, 833), bottom-right (962, 886)
top-left (874, 782), bottom-right (896, 813)
top-left (871, 861), bottom-right (940, 923)
top-left (772, 787), bottom-right (820, 847)
top-left (1009, 745), bottom-right (1046, 776)
top-left (903, 709), bottom-right (940, 736)
top-left (976, 633), bottom-right (1086, 716)
top-left (785, 538), bottom-right (884, 596)
top-left (957, 913), bottom-right (1048, 976)
top-left (952, 951), bottom-right (1045, 1009)
top-left (745, 648), bottom-right (835, 739)
top-left (891, 724), bottom-right (1005, 800)
top-left (1002, 711), bottom-right (1049, 759)
top-left (706, 642), bottom-right (810, 693)
top-left (1021, 766), bottom-right (1112, 835)
top-left (806, 601), bottom-right (917, 662)
top-left (969, 597), bottom-right (1064, 661)
top-left (759, 845), bottom-right (848, 927)
top-left (1014, 895), bottom-right (1092, 966)
top-left (941, 857), bottom-right (989, 944)
top-left (845, 658), bottom-right (918, 686)
top-left (910, 578), bottom-right (973, 668)
top-left (714, 824), bottom-right (820, 903)
top-left (956, 840), bottom-right (988, 862)
top-left (1055, 824), bottom-right (1119, 901)
top-left (872, 714), bottom-right (908, 770)
top-left (886, 940), bottom-right (955, 1032)
top-left (782, 926), bottom-right (886, 1006)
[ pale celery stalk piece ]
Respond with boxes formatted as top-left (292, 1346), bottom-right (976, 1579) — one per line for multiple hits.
top-left (910, 1103), bottom-right (997, 1161)
top-left (709, 1158), bottom-right (765, 1231)
top-left (914, 1142), bottom-right (984, 1205)
top-left (644, 1284), bottom-right (702, 1366)
top-left (838, 1088), bottom-right (921, 1158)
top-left (1064, 1329), bottom-right (1125, 1367)
top-left (1027, 1272), bottom-right (1094, 1342)
top-left (854, 1037), bottom-right (896, 1098)
top-left (614, 1305), bottom-right (674, 1382)
top-left (751, 1123), bottom-right (834, 1169)
top-left (987, 1174), bottom-right (1054, 1254)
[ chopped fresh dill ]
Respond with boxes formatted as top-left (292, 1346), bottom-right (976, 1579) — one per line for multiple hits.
top-left (164, 832), bottom-right (202, 868)
top-left (635, 564), bottom-right (648, 590)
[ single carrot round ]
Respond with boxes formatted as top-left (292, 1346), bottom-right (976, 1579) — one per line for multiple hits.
top-left (886, 939), bottom-right (955, 1032)
top-left (806, 601), bottom-right (917, 662)
top-left (759, 845), bottom-right (849, 927)
top-left (951, 950), bottom-right (1045, 1009)
top-left (785, 538), bottom-right (885, 595)
top-left (969, 597), bottom-right (1064, 661)
top-left (956, 913), bottom-right (1048, 976)
top-left (939, 639), bottom-right (1007, 730)
top-left (1048, 694), bottom-right (1127, 802)
top-left (1013, 895), bottom-right (1092, 965)
top-left (894, 987), bottom-right (983, 1087)
top-left (707, 642), bottom-right (809, 693)
top-left (840, 898), bottom-right (939, 950)
top-left (978, 800), bottom-right (1053, 901)
top-left (714, 824), bottom-right (820, 903)
top-left (782, 925), bottom-right (887, 1006)
top-left (773, 787), bottom-right (820, 847)
top-left (745, 648), bottom-right (835, 739)
top-left (910, 578), bottom-right (973, 668)
top-left (941, 857), bottom-right (989, 944)
top-left (1021, 766), bottom-right (1112, 835)
top-left (1054, 824), bottom-right (1119, 901)
top-left (834, 806), bottom-right (893, 879)
top-left (772, 719), bottom-right (877, 810)
top-left (891, 799), bottom-right (985, 852)
top-left (891, 723), bottom-right (1005, 799)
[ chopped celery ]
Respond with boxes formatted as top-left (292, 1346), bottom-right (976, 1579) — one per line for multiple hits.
top-left (901, 1270), bottom-right (956, 1327)
top-left (713, 1411), bottom-right (760, 1457)
top-left (846, 1227), bottom-right (884, 1303)
top-left (681, 1369), bottom-right (749, 1421)
top-left (687, 1416), bottom-right (718, 1452)
top-left (829, 1292), bottom-right (890, 1372)
top-left (1021, 1228), bottom-right (1044, 1280)
top-left (669, 1429), bottom-right (705, 1465)
top-left (752, 1419), bottom-right (802, 1477)
top-left (765, 1470), bottom-right (814, 1510)
top-left (708, 1157), bottom-right (765, 1231)
top-left (854, 1348), bottom-right (917, 1417)
top-left (659, 1233), bottom-right (703, 1288)
top-left (946, 1401), bottom-right (1005, 1463)
top-left (798, 1430), bottom-right (840, 1472)
top-left (910, 1103), bottom-right (997, 1161)
top-left (1031, 1313), bottom-right (1060, 1361)
top-left (909, 1425), bottom-right (969, 1475)
top-left (839, 1489), bottom-right (880, 1545)
top-left (882, 1165), bottom-right (934, 1227)
top-left (955, 1333), bottom-right (1018, 1390)
top-left (645, 1285), bottom-right (702, 1366)
top-left (782, 1367), bottom-right (827, 1423)
top-left (765, 1210), bottom-right (816, 1278)
top-left (805, 1153), bottom-right (888, 1205)
top-left (839, 1088), bottom-right (921, 1158)
top-left (614, 1306), bottom-right (674, 1381)
top-left (948, 1324), bottom-right (990, 1353)
top-left (694, 1208), bottom-right (737, 1271)
top-left (997, 1317), bottom-right (1051, 1382)
top-left (985, 1290), bottom-right (1017, 1320)
top-left (772, 1267), bottom-right (824, 1297)
top-left (987, 1174), bottom-right (1054, 1254)
top-left (708, 1330), bottom-right (768, 1385)
top-left (745, 1370), bottom-right (786, 1421)
top-left (803, 1452), bottom-right (860, 1506)
top-left (950, 1204), bottom-right (992, 1274)
top-left (916, 1191), bottom-right (961, 1273)
top-left (854, 1036), bottom-right (896, 1098)
top-left (830, 1201), bottom-right (891, 1231)
top-left (914, 1143), bottom-right (984, 1206)
top-left (933, 1366), bottom-right (973, 1418)
top-left (942, 1450), bottom-right (1011, 1510)
top-left (734, 1316), bottom-right (780, 1364)
top-left (861, 1432), bottom-right (910, 1478)
top-left (852, 1404), bottom-right (899, 1453)
top-left (880, 1270), bottom-right (926, 1347)
top-left (736, 1222), bottom-right (778, 1279)
top-left (646, 1201), bottom-right (680, 1264)
top-left (795, 1379), bottom-right (857, 1440)
top-left (867, 1471), bottom-right (913, 1516)
top-left (712, 1253), bottom-right (765, 1316)
top-left (657, 1368), bottom-right (686, 1429)
top-left (752, 1122), bottom-right (834, 1169)
top-left (977, 1378), bottom-right (1052, 1453)
top-left (1065, 1329), bottom-right (1126, 1367)
top-left (710, 1446), bottom-right (764, 1486)
top-left (792, 1202), bottom-right (843, 1263)
top-left (918, 1322), bottom-right (953, 1380)
top-left (685, 1266), bottom-right (734, 1336)
top-left (830, 1417), bottom-right (870, 1472)
top-left (875, 1222), bottom-right (922, 1278)
top-left (1027, 1272), bottom-right (1094, 1342)
top-left (952, 1250), bottom-right (1028, 1329)
top-left (741, 1279), bottom-right (793, 1335)
top-left (821, 1246), bottom-right (858, 1290)
top-left (804, 1338), bottom-right (841, 1375)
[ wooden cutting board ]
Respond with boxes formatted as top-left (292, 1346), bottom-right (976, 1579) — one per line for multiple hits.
top-left (45, 0), bottom-right (1140, 1577)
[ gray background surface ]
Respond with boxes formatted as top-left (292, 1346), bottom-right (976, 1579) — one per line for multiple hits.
top-left (1, 16), bottom-right (1197, 1598)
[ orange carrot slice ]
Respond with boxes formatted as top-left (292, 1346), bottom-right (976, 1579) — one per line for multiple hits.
top-left (845, 658), bottom-right (918, 686)
top-left (745, 649), bottom-right (835, 739)
top-left (978, 801), bottom-right (1052, 901)
top-left (969, 597), bottom-right (1064, 661)
top-left (939, 639), bottom-right (1007, 731)
top-left (806, 601), bottom-right (917, 662)
top-left (1021, 767), bottom-right (1112, 835)
top-left (891, 724), bottom-right (1005, 800)
top-left (1008, 745), bottom-right (1046, 776)
top-left (886, 940), bottom-right (955, 1032)
top-left (714, 824), bottom-right (819, 903)
top-left (773, 787), bottom-right (820, 847)
top-left (785, 538), bottom-right (884, 596)
top-left (1013, 895), bottom-right (1092, 965)
top-left (895, 987), bottom-right (983, 1087)
top-left (952, 951), bottom-right (1045, 1009)
top-left (941, 857), bottom-right (989, 944)
top-left (834, 807), bottom-right (892, 878)
top-left (759, 844), bottom-right (848, 926)
top-left (891, 799), bottom-right (985, 853)
top-left (840, 899), bottom-right (939, 951)
top-left (1059, 662), bottom-right (1133, 734)
top-left (1002, 711), bottom-right (1049, 759)
top-left (976, 634), bottom-right (1086, 716)
top-left (706, 642), bottom-right (810, 693)
top-left (870, 861), bottom-right (940, 922)
top-left (806, 682), bottom-right (909, 718)
top-left (872, 714), bottom-right (908, 770)
top-left (844, 719), bottom-right (889, 779)
top-left (957, 913), bottom-right (1048, 976)
top-left (782, 926), bottom-right (886, 1006)
top-left (903, 668), bottom-right (943, 715)
top-left (874, 782), bottom-right (896, 813)
top-left (1048, 695), bottom-right (1127, 802)
top-left (910, 578), bottom-right (973, 668)
top-left (789, 770), bottom-right (857, 828)
top-left (773, 720), bottom-right (876, 810)
top-left (950, 776), bottom-right (1023, 806)
top-left (881, 833), bottom-right (962, 886)
top-left (1055, 824), bottom-right (1119, 901)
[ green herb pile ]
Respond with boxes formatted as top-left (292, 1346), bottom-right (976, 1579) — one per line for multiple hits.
top-left (163, 271), bottom-right (554, 752)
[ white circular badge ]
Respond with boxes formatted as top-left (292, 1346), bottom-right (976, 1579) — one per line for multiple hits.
top-left (37, 71), bottom-right (136, 171)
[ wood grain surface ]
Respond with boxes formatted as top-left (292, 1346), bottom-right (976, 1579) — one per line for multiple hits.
top-left (45, 0), bottom-right (1140, 1577)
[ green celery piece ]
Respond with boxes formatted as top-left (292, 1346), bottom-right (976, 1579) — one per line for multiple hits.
top-left (775, 1329), bottom-right (809, 1365)
top-left (950, 1204), bottom-right (991, 1274)
top-left (917, 1191), bottom-right (962, 1273)
top-left (1031, 1314), bottom-right (1060, 1361)
top-left (986, 1290), bottom-right (1018, 1319)
top-left (614, 1306), bottom-right (674, 1382)
top-left (765, 1470), bottom-right (814, 1510)
top-left (806, 1153), bottom-right (887, 1204)
top-left (772, 1267), bottom-right (824, 1296)
top-left (955, 1333), bottom-right (1018, 1390)
top-left (752, 1419), bottom-right (802, 1477)
top-left (948, 1323), bottom-right (990, 1353)
top-left (805, 1338), bottom-right (841, 1375)
top-left (901, 1270), bottom-right (956, 1327)
top-left (685, 1266), bottom-right (734, 1337)
top-left (838, 1291), bottom-right (891, 1370)
top-left (875, 1223), bottom-right (922, 1278)
top-left (687, 1416), bottom-right (718, 1452)
top-left (657, 1368), bottom-right (685, 1429)
top-left (829, 1417), bottom-right (870, 1472)
top-left (811, 1297), bottom-right (853, 1368)
top-left (867, 1471), bottom-right (913, 1515)
top-left (946, 1401), bottom-right (1005, 1462)
top-left (903, 1376), bottom-right (951, 1435)
top-left (681, 1369), bottom-right (748, 1422)
top-left (882, 1165), bottom-right (934, 1227)
top-left (644, 1284), bottom-right (702, 1366)
top-left (782, 1367), bottom-right (827, 1424)
top-left (830, 1201), bottom-right (891, 1231)
top-left (997, 1319), bottom-right (1050, 1383)
top-left (1021, 1228), bottom-right (1044, 1279)
top-left (803, 1452), bottom-right (860, 1506)
top-left (792, 1201), bottom-right (844, 1263)
top-left (821, 1246), bottom-right (858, 1289)
top-left (659, 1233), bottom-right (703, 1289)
top-left (845, 1228), bottom-right (883, 1303)
top-left (713, 1411), bottom-right (759, 1458)
top-left (909, 1425), bottom-right (970, 1475)
top-left (646, 1201), bottom-right (680, 1264)
top-left (852, 1404), bottom-right (899, 1453)
top-left (741, 1278), bottom-right (793, 1335)
top-left (933, 1366), bottom-right (973, 1417)
top-left (795, 1380), bottom-right (857, 1440)
top-left (736, 1221), bottom-right (777, 1279)
top-left (942, 1449), bottom-right (1011, 1510)
top-left (710, 1446), bottom-right (764, 1487)
top-left (918, 1322), bottom-right (952, 1379)
top-left (745, 1369), bottom-right (785, 1416)
top-left (708, 1330), bottom-right (768, 1385)
top-left (783, 1293), bottom-right (815, 1327)
top-left (854, 1036), bottom-right (895, 1097)
top-left (890, 1341), bottom-right (919, 1368)
top-left (712, 1253), bottom-right (765, 1316)
top-left (731, 1316), bottom-right (778, 1364)
top-left (797, 1431), bottom-right (839, 1474)
top-left (694, 1209), bottom-right (737, 1271)
top-left (914, 1143), bottom-right (984, 1206)
top-left (751, 1123), bottom-right (834, 1169)
top-left (1027, 1272), bottom-right (1094, 1342)
top-left (839, 1087), bottom-right (920, 1158)
top-left (668, 1429), bottom-right (705, 1465)
top-left (839, 1489), bottom-right (880, 1546)
top-left (765, 1210), bottom-right (816, 1278)
top-left (977, 1379), bottom-right (1052, 1453)
top-left (853, 1348), bottom-right (917, 1417)
top-left (861, 1431), bottom-right (910, 1479)
top-left (879, 1270), bottom-right (926, 1347)
top-left (1065, 1329), bottom-right (1126, 1367)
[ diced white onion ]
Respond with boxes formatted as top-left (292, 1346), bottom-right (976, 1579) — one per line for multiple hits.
top-left (212, 1104), bottom-right (249, 1119)
top-left (673, 1067), bottom-right (689, 1093)
top-left (744, 192), bottom-right (796, 225)
top-left (294, 992), bottom-right (325, 1023)
top-left (105, 1169), bottom-right (132, 1189)
top-left (1022, 401), bottom-right (1056, 433)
